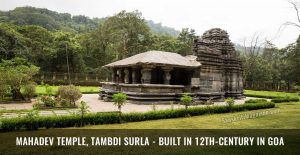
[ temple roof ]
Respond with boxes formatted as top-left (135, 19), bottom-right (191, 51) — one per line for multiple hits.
top-left (104, 50), bottom-right (201, 68)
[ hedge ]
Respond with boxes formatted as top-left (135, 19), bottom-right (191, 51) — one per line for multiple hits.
top-left (245, 99), bottom-right (268, 103)
top-left (0, 102), bottom-right (275, 132)
top-left (244, 94), bottom-right (279, 99)
top-left (271, 97), bottom-right (299, 103)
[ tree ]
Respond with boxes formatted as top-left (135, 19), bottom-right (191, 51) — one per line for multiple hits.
top-left (282, 1), bottom-right (300, 29)
top-left (0, 23), bottom-right (27, 60)
top-left (180, 93), bottom-right (193, 110)
top-left (52, 31), bottom-right (85, 73)
top-left (101, 10), bottom-right (151, 60)
top-left (57, 85), bottom-right (82, 106)
top-left (112, 93), bottom-right (127, 123)
top-left (0, 57), bottom-right (39, 100)
top-left (78, 101), bottom-right (90, 126)
top-left (177, 28), bottom-right (198, 55)
top-left (149, 34), bottom-right (181, 52)
top-left (283, 36), bottom-right (300, 86)
top-left (17, 25), bottom-right (54, 71)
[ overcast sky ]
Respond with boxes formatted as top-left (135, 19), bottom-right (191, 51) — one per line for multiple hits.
top-left (0, 0), bottom-right (299, 47)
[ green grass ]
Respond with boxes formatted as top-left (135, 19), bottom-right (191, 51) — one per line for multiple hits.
top-left (244, 89), bottom-right (299, 98)
top-left (35, 85), bottom-right (100, 95)
top-left (0, 109), bottom-right (32, 114)
top-left (81, 102), bottom-right (300, 129)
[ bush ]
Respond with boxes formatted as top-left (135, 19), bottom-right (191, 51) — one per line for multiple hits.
top-left (0, 102), bottom-right (275, 132)
top-left (245, 99), bottom-right (268, 103)
top-left (22, 82), bottom-right (36, 101)
top-left (41, 96), bottom-right (56, 107)
top-left (0, 84), bottom-right (10, 100)
top-left (60, 99), bottom-right (69, 107)
top-left (180, 93), bottom-right (193, 110)
top-left (57, 85), bottom-right (82, 106)
top-left (225, 97), bottom-right (235, 112)
top-left (112, 93), bottom-right (127, 112)
top-left (271, 96), bottom-right (299, 103)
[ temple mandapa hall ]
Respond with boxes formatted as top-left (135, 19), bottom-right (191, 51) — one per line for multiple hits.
top-left (99, 28), bottom-right (244, 103)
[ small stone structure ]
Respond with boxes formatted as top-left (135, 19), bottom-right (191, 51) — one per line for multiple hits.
top-left (100, 28), bottom-right (243, 103)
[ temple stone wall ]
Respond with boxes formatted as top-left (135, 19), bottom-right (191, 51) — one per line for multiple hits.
top-left (193, 28), bottom-right (243, 99)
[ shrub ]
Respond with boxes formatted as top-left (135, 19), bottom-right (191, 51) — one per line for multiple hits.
top-left (112, 93), bottom-right (127, 123)
top-left (180, 93), bottom-right (193, 110)
top-left (271, 96), bottom-right (299, 103)
top-left (57, 85), bottom-right (82, 106)
top-left (0, 84), bottom-right (10, 100)
top-left (78, 101), bottom-right (90, 126)
top-left (112, 93), bottom-right (127, 112)
top-left (0, 102), bottom-right (275, 132)
top-left (41, 96), bottom-right (56, 107)
top-left (225, 97), bottom-right (235, 112)
top-left (60, 99), bottom-right (69, 107)
top-left (245, 99), bottom-right (268, 103)
top-left (22, 82), bottom-right (36, 101)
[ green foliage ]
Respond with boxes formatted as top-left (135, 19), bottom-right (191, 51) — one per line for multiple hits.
top-left (78, 101), bottom-right (90, 117)
top-left (0, 102), bottom-right (275, 132)
top-left (78, 101), bottom-right (90, 126)
top-left (245, 99), bottom-right (268, 103)
top-left (271, 96), bottom-right (299, 103)
top-left (180, 93), bottom-right (193, 110)
top-left (40, 96), bottom-right (56, 107)
top-left (0, 57), bottom-right (39, 100)
top-left (59, 99), bottom-right (69, 107)
top-left (244, 90), bottom-right (298, 98)
top-left (22, 82), bottom-right (36, 101)
top-left (57, 85), bottom-right (82, 106)
top-left (45, 84), bottom-right (53, 96)
top-left (112, 93), bottom-right (127, 112)
top-left (0, 84), bottom-right (10, 100)
top-left (225, 97), bottom-right (235, 112)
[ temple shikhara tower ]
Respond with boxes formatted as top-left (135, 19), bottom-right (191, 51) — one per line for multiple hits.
top-left (100, 28), bottom-right (243, 103)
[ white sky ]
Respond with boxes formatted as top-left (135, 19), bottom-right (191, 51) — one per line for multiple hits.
top-left (0, 0), bottom-right (299, 48)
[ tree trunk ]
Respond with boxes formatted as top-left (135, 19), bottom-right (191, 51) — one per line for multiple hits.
top-left (118, 106), bottom-right (122, 123)
top-left (11, 88), bottom-right (24, 100)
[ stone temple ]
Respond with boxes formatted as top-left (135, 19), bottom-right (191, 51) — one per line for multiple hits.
top-left (99, 28), bottom-right (243, 103)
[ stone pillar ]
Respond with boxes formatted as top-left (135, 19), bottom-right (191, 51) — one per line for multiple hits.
top-left (112, 68), bottom-right (117, 82)
top-left (141, 68), bottom-right (152, 84)
top-left (64, 73), bottom-right (68, 80)
top-left (124, 68), bottom-right (130, 84)
top-left (117, 68), bottom-right (124, 83)
top-left (75, 73), bottom-right (78, 81)
top-left (52, 72), bottom-right (56, 81)
top-left (162, 67), bottom-right (172, 85)
top-left (132, 67), bottom-right (137, 84)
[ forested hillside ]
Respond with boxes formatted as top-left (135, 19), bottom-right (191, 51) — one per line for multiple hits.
top-left (0, 7), bottom-right (195, 74)
top-left (0, 7), bottom-right (180, 36)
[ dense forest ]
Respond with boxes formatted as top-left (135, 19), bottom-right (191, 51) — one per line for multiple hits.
top-left (0, 6), bottom-right (299, 90)
top-left (0, 7), bottom-right (195, 73)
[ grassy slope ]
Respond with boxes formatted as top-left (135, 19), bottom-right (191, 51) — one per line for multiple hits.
top-left (35, 85), bottom-right (99, 95)
top-left (82, 102), bottom-right (300, 129)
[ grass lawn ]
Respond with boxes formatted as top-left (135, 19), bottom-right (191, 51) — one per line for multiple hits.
top-left (35, 85), bottom-right (99, 95)
top-left (244, 89), bottom-right (299, 98)
top-left (82, 102), bottom-right (300, 129)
